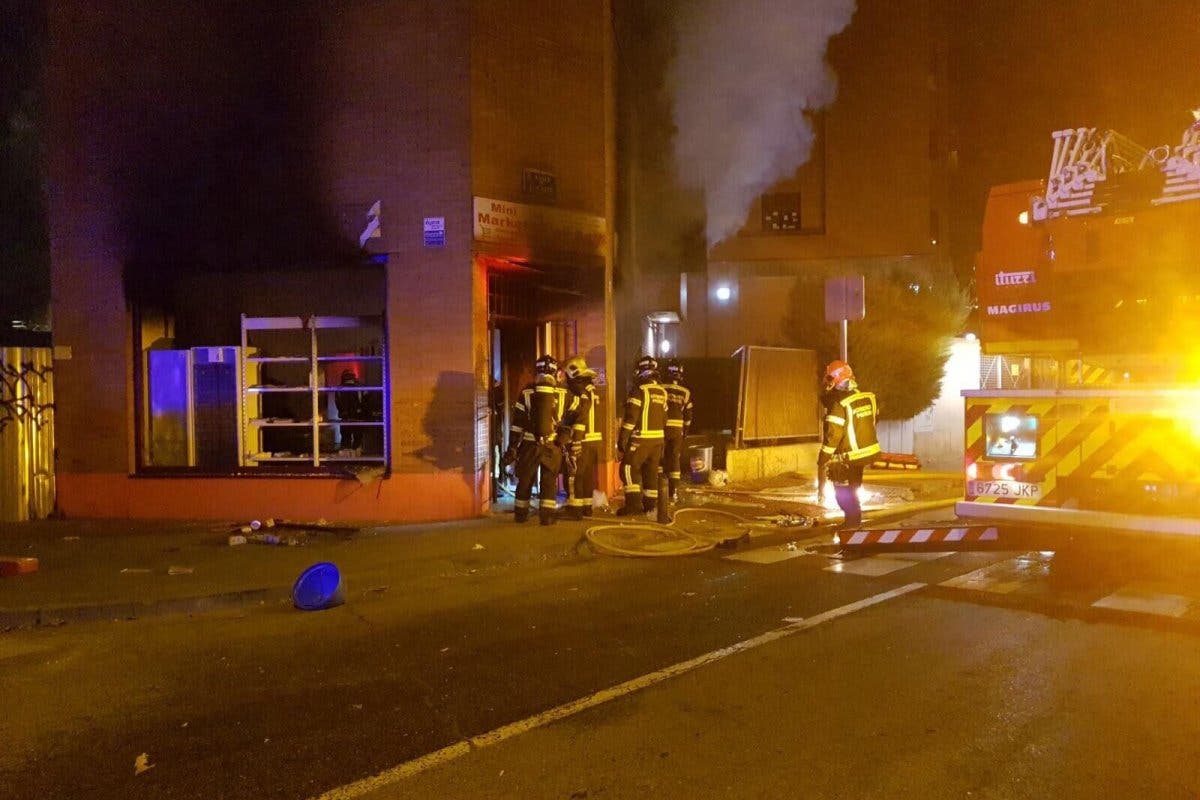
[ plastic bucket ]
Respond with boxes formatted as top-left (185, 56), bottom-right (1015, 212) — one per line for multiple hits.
top-left (292, 562), bottom-right (345, 611)
top-left (689, 445), bottom-right (713, 483)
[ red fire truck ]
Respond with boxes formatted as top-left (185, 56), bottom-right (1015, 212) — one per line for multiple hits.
top-left (957, 114), bottom-right (1200, 536)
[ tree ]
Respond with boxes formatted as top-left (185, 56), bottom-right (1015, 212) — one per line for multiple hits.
top-left (784, 267), bottom-right (970, 420)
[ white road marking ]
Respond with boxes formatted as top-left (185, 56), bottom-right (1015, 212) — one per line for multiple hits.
top-left (725, 548), bottom-right (808, 564)
top-left (825, 557), bottom-right (917, 576)
top-left (309, 583), bottom-right (926, 800)
top-left (723, 533), bottom-right (828, 564)
top-left (1092, 584), bottom-right (1194, 618)
top-left (939, 552), bottom-right (1050, 594)
top-left (886, 551), bottom-right (953, 562)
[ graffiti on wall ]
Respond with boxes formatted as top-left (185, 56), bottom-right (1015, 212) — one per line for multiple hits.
top-left (0, 360), bottom-right (54, 432)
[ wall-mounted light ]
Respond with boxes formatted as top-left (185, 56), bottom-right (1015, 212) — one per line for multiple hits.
top-left (1018, 210), bottom-right (1030, 225)
top-left (659, 339), bottom-right (671, 355)
top-left (714, 284), bottom-right (732, 303)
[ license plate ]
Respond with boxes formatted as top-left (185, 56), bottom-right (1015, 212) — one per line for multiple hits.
top-left (969, 480), bottom-right (1041, 499)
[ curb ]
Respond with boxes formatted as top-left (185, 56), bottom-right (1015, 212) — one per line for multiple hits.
top-left (862, 498), bottom-right (959, 524)
top-left (0, 586), bottom-right (283, 631)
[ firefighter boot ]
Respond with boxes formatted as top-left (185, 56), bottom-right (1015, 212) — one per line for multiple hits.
top-left (514, 499), bottom-right (531, 523)
top-left (539, 509), bottom-right (556, 526)
top-left (616, 491), bottom-right (641, 516)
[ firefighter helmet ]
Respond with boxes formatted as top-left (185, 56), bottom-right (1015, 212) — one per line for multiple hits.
top-left (534, 354), bottom-right (559, 377)
top-left (823, 360), bottom-right (854, 389)
top-left (664, 359), bottom-right (684, 382)
top-left (563, 355), bottom-right (596, 381)
top-left (635, 355), bottom-right (659, 381)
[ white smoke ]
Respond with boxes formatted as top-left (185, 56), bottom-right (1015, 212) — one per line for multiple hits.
top-left (670, 0), bottom-right (856, 248)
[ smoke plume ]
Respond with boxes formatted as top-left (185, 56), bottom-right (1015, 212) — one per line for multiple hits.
top-left (670, 0), bottom-right (856, 248)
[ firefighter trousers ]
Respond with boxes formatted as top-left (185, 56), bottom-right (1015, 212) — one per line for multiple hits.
top-left (833, 461), bottom-right (866, 529)
top-left (663, 430), bottom-right (684, 501)
top-left (620, 438), bottom-right (663, 513)
top-left (514, 440), bottom-right (564, 523)
top-left (565, 441), bottom-right (599, 519)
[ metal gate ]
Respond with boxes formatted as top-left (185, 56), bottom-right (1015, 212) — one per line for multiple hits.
top-left (0, 347), bottom-right (55, 521)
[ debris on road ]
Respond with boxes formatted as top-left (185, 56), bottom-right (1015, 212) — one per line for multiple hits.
top-left (0, 556), bottom-right (39, 577)
top-left (472, 543), bottom-right (485, 550)
top-left (167, 566), bottom-right (194, 576)
top-left (119, 567), bottom-right (151, 574)
top-left (228, 535), bottom-right (247, 547)
top-left (62, 536), bottom-right (80, 541)
top-left (134, 753), bottom-right (155, 775)
top-left (292, 562), bottom-right (345, 611)
top-left (707, 469), bottom-right (730, 487)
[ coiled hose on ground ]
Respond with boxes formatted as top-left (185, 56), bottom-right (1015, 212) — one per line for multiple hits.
top-left (584, 507), bottom-right (785, 558)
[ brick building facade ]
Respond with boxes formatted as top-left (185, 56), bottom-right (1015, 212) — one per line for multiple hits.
top-left (46, 1), bottom-right (615, 522)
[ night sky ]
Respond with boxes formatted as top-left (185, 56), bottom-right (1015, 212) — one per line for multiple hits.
top-left (1, 1), bottom-right (1198, 326)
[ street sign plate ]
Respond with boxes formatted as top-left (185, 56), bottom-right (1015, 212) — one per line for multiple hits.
top-left (825, 275), bottom-right (865, 322)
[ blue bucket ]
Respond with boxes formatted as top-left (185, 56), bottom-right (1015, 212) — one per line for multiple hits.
top-left (292, 562), bottom-right (345, 611)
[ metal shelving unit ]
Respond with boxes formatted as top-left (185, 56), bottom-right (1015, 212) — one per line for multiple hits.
top-left (239, 315), bottom-right (387, 467)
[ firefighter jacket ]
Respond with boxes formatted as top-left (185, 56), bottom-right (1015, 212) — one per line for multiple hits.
top-left (618, 380), bottom-right (668, 452)
top-left (508, 377), bottom-right (567, 449)
top-left (561, 380), bottom-right (603, 444)
top-left (818, 386), bottom-right (881, 465)
top-left (663, 381), bottom-right (693, 435)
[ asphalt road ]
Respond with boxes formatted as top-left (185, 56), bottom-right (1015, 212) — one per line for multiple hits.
top-left (5, 522), bottom-right (1200, 799)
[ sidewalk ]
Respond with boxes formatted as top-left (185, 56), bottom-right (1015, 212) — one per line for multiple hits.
top-left (0, 470), bottom-right (962, 629)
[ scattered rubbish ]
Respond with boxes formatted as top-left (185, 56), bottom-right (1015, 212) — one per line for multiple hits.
top-left (440, 647), bottom-right (450, 653)
top-left (707, 469), bottom-right (730, 487)
top-left (682, 591), bottom-right (696, 597)
top-left (181, 722), bottom-right (188, 728)
top-left (759, 513), bottom-right (813, 528)
top-left (62, 536), bottom-right (80, 542)
top-left (134, 753), bottom-right (155, 776)
top-left (499, 770), bottom-right (505, 778)
top-left (120, 568), bottom-right (151, 574)
top-left (714, 532), bottom-right (751, 550)
top-left (472, 543), bottom-right (485, 550)
top-left (249, 533), bottom-right (282, 546)
top-left (0, 556), bottom-right (39, 577)
top-left (352, 704), bottom-right (363, 711)
top-left (167, 566), bottom-right (194, 576)
top-left (570, 790), bottom-right (588, 799)
top-left (292, 562), bottom-right (345, 611)
top-left (366, 585), bottom-right (389, 594)
top-left (228, 535), bottom-right (247, 547)
top-left (351, 465), bottom-right (386, 485)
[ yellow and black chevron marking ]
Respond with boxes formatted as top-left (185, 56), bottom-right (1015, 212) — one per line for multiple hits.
top-left (1066, 360), bottom-right (1115, 385)
top-left (964, 395), bottom-right (1200, 509)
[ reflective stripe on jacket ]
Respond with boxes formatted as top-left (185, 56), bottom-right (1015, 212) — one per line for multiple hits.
top-left (820, 389), bottom-right (880, 463)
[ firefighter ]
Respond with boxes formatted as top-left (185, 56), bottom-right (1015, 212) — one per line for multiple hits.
top-left (617, 355), bottom-right (669, 515)
top-left (559, 355), bottom-right (602, 520)
top-left (816, 360), bottom-right (881, 529)
top-left (661, 359), bottom-right (694, 503)
top-left (504, 354), bottom-right (568, 525)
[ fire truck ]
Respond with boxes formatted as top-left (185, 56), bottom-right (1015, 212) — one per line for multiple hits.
top-left (956, 114), bottom-right (1200, 536)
